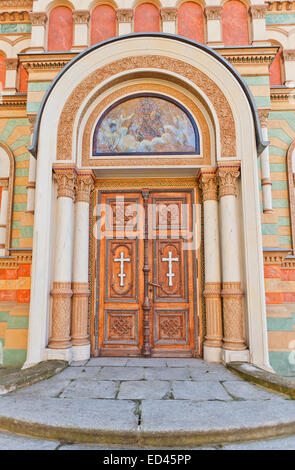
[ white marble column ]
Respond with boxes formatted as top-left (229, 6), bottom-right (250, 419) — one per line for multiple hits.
top-left (48, 168), bottom-right (76, 361)
top-left (217, 165), bottom-right (249, 363)
top-left (205, 6), bottom-right (223, 46)
top-left (71, 172), bottom-right (94, 361)
top-left (29, 12), bottom-right (47, 52)
top-left (160, 8), bottom-right (177, 34)
top-left (116, 9), bottom-right (133, 35)
top-left (199, 169), bottom-right (223, 363)
top-left (0, 180), bottom-right (9, 256)
top-left (259, 110), bottom-right (272, 213)
top-left (250, 5), bottom-right (267, 45)
top-left (72, 10), bottom-right (89, 51)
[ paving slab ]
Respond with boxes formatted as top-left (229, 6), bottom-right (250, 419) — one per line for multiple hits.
top-left (144, 367), bottom-right (189, 381)
top-left (189, 368), bottom-right (242, 382)
top-left (126, 358), bottom-right (168, 367)
top-left (87, 358), bottom-right (128, 367)
top-left (166, 359), bottom-right (217, 368)
top-left (8, 377), bottom-right (72, 398)
top-left (55, 366), bottom-right (101, 380)
top-left (0, 396), bottom-right (138, 443)
top-left (172, 381), bottom-right (232, 401)
top-left (60, 380), bottom-right (119, 399)
top-left (99, 367), bottom-right (145, 381)
top-left (0, 431), bottom-right (58, 450)
top-left (222, 381), bottom-right (285, 401)
top-left (118, 380), bottom-right (170, 400)
top-left (139, 399), bottom-right (295, 446)
top-left (221, 435), bottom-right (295, 450)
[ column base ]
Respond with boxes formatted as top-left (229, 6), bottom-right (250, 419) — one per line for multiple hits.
top-left (72, 344), bottom-right (90, 362)
top-left (222, 348), bottom-right (249, 364)
top-left (45, 347), bottom-right (73, 363)
top-left (203, 345), bottom-right (222, 363)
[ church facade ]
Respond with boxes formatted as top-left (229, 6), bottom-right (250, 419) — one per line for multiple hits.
top-left (0, 0), bottom-right (295, 376)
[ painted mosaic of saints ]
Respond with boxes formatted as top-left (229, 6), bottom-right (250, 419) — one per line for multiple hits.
top-left (94, 97), bottom-right (197, 154)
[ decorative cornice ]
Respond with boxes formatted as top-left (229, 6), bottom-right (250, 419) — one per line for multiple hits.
top-left (205, 6), bottom-right (222, 20)
top-left (53, 168), bottom-right (77, 200)
top-left (283, 49), bottom-right (295, 61)
top-left (0, 0), bottom-right (33, 9)
top-left (250, 5), bottom-right (268, 19)
top-left (281, 256), bottom-right (295, 268)
top-left (263, 249), bottom-right (291, 265)
top-left (0, 95), bottom-right (27, 108)
top-left (0, 249), bottom-right (32, 268)
top-left (21, 52), bottom-right (77, 72)
top-left (29, 12), bottom-right (47, 26)
top-left (270, 86), bottom-right (295, 103)
top-left (75, 173), bottom-right (94, 203)
top-left (266, 1), bottom-right (295, 12)
top-left (258, 108), bottom-right (270, 127)
top-left (217, 165), bottom-right (240, 198)
top-left (5, 58), bottom-right (18, 70)
top-left (199, 171), bottom-right (218, 202)
top-left (72, 10), bottom-right (90, 24)
top-left (160, 7), bottom-right (177, 22)
top-left (0, 11), bottom-right (30, 22)
top-left (116, 8), bottom-right (133, 23)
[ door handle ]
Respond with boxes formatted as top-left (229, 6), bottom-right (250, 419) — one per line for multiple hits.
top-left (148, 281), bottom-right (161, 288)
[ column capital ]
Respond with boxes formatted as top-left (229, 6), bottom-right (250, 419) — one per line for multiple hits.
top-left (199, 170), bottom-right (218, 202)
top-left (217, 165), bottom-right (240, 198)
top-left (283, 49), bottom-right (295, 61)
top-left (258, 109), bottom-right (270, 128)
top-left (204, 6), bottom-right (223, 20)
top-left (4, 58), bottom-right (18, 70)
top-left (116, 8), bottom-right (133, 23)
top-left (53, 167), bottom-right (77, 200)
top-left (72, 10), bottom-right (90, 24)
top-left (75, 172), bottom-right (95, 203)
top-left (250, 5), bottom-right (268, 19)
top-left (0, 178), bottom-right (9, 190)
top-left (160, 7), bottom-right (177, 22)
top-left (29, 12), bottom-right (48, 26)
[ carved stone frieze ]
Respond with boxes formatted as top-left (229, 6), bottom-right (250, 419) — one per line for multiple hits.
top-left (116, 8), bottom-right (133, 23)
top-left (0, 0), bottom-right (33, 8)
top-left (160, 7), bottom-right (177, 22)
top-left (29, 12), bottom-right (47, 26)
top-left (250, 5), bottom-right (268, 19)
top-left (203, 282), bottom-right (223, 348)
top-left (204, 6), bottom-right (223, 20)
top-left (49, 282), bottom-right (72, 349)
top-left (217, 165), bottom-right (240, 198)
top-left (72, 10), bottom-right (90, 24)
top-left (53, 168), bottom-right (76, 200)
top-left (199, 171), bottom-right (218, 202)
top-left (221, 282), bottom-right (246, 351)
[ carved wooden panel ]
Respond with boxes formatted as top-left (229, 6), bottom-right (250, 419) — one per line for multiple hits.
top-left (106, 197), bottom-right (139, 233)
top-left (154, 239), bottom-right (187, 301)
top-left (155, 310), bottom-right (188, 344)
top-left (106, 239), bottom-right (138, 301)
top-left (104, 310), bottom-right (138, 344)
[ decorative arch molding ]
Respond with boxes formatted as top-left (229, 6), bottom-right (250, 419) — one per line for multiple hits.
top-left (0, 142), bottom-right (15, 256)
top-left (287, 139), bottom-right (295, 255)
top-left (56, 54), bottom-right (235, 161)
top-left (29, 33), bottom-right (267, 159)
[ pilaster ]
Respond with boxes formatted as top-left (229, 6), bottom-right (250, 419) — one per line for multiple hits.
top-left (205, 6), bottom-right (223, 46)
top-left (116, 9), bottom-right (133, 36)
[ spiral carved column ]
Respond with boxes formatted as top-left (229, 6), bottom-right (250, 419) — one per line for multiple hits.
top-left (199, 169), bottom-right (223, 362)
top-left (48, 168), bottom-right (76, 351)
top-left (71, 172), bottom-right (94, 360)
top-left (217, 165), bottom-right (248, 361)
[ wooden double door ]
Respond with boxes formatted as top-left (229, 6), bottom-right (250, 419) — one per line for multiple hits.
top-left (97, 188), bottom-right (198, 357)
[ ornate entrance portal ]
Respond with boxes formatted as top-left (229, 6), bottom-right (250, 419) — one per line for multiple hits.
top-left (96, 189), bottom-right (198, 357)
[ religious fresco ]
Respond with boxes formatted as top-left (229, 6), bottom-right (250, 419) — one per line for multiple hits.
top-left (93, 96), bottom-right (199, 155)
